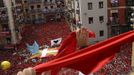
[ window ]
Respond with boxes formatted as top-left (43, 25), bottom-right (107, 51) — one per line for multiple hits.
top-left (12, 2), bottom-right (14, 6)
top-left (99, 1), bottom-right (103, 8)
top-left (44, 0), bottom-right (47, 2)
top-left (1, 11), bottom-right (6, 14)
top-left (88, 2), bottom-right (92, 10)
top-left (88, 17), bottom-right (93, 24)
top-left (38, 14), bottom-right (42, 19)
top-left (24, 1), bottom-right (27, 3)
top-left (30, 6), bottom-right (34, 9)
top-left (62, 5), bottom-right (65, 7)
top-left (19, 16), bottom-right (22, 19)
top-left (100, 30), bottom-right (104, 36)
top-left (32, 15), bottom-right (36, 19)
top-left (45, 7), bottom-right (48, 9)
top-left (0, 0), bottom-right (4, 7)
top-left (25, 9), bottom-right (28, 12)
top-left (77, 2), bottom-right (79, 8)
top-left (2, 24), bottom-right (9, 31)
top-left (76, 10), bottom-right (80, 14)
top-left (6, 37), bottom-right (11, 44)
top-left (99, 16), bottom-right (104, 23)
top-left (57, 5), bottom-right (60, 8)
top-left (37, 5), bottom-right (41, 8)
top-left (50, 6), bottom-right (53, 9)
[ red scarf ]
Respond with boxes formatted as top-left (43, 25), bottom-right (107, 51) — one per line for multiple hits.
top-left (34, 30), bottom-right (134, 75)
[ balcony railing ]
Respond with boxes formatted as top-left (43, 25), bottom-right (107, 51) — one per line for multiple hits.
top-left (30, 18), bottom-right (44, 24)
top-left (44, 2), bottom-right (56, 5)
top-left (34, 18), bottom-right (45, 24)
top-left (28, 9), bottom-right (37, 13)
top-left (23, 17), bottom-right (31, 24)
top-left (14, 7), bottom-right (23, 14)
top-left (28, 0), bottom-right (42, 4)
top-left (126, 1), bottom-right (134, 6)
top-left (28, 9), bottom-right (42, 13)
top-left (36, 9), bottom-right (42, 13)
top-left (42, 8), bottom-right (65, 14)
top-left (15, 0), bottom-right (22, 4)
top-left (55, 8), bottom-right (65, 13)
top-left (0, 0), bottom-right (4, 7)
top-left (15, 19), bottom-right (24, 24)
top-left (111, 19), bottom-right (119, 24)
top-left (0, 31), bottom-right (10, 35)
top-left (0, 15), bottom-right (8, 24)
top-left (0, 7), bottom-right (7, 13)
top-left (111, 3), bottom-right (119, 7)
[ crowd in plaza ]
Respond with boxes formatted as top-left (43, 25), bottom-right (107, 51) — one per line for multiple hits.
top-left (94, 43), bottom-right (132, 75)
top-left (0, 21), bottom-right (71, 75)
top-left (0, 21), bottom-right (133, 75)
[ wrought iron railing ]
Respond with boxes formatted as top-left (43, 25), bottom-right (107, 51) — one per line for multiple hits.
top-left (28, 0), bottom-right (42, 4)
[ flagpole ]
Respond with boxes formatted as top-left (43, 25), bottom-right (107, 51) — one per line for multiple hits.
top-left (4, 0), bottom-right (17, 44)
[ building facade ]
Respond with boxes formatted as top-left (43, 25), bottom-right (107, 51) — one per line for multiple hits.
top-left (108, 0), bottom-right (134, 37)
top-left (126, 0), bottom-right (134, 29)
top-left (65, 0), bottom-right (108, 44)
top-left (0, 0), bottom-right (66, 47)
top-left (22, 0), bottom-right (65, 24)
top-left (0, 0), bottom-right (23, 48)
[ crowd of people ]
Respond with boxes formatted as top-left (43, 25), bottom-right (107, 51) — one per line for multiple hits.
top-left (0, 21), bottom-right (71, 75)
top-left (18, 21), bottom-right (70, 49)
top-left (0, 20), bottom-right (133, 75)
top-left (94, 43), bottom-right (132, 75)
top-left (0, 43), bottom-right (132, 75)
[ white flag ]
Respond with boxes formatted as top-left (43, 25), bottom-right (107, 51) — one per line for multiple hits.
top-left (51, 38), bottom-right (62, 47)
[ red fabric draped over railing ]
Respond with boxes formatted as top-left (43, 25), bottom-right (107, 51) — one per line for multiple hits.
top-left (34, 30), bottom-right (134, 75)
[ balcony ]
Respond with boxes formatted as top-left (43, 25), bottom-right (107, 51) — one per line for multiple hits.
top-left (43, 9), bottom-right (56, 14)
top-left (0, 31), bottom-right (10, 36)
top-left (126, 1), bottom-right (134, 6)
top-left (28, 9), bottom-right (42, 13)
top-left (0, 15), bottom-right (8, 24)
top-left (111, 2), bottom-right (119, 7)
top-left (15, 18), bottom-right (24, 24)
top-left (14, 7), bottom-right (23, 14)
top-left (44, 2), bottom-right (56, 5)
top-left (55, 8), bottom-right (65, 13)
top-left (34, 18), bottom-right (45, 24)
top-left (23, 17), bottom-right (31, 24)
top-left (0, 44), bottom-right (15, 50)
top-left (0, 28), bottom-right (11, 37)
top-left (15, 0), bottom-right (22, 4)
top-left (43, 8), bottom-right (65, 14)
top-left (30, 18), bottom-right (44, 24)
top-left (0, 7), bottom-right (7, 13)
top-left (36, 9), bottom-right (42, 13)
top-left (28, 0), bottom-right (42, 4)
top-left (0, 0), bottom-right (4, 7)
top-left (28, 9), bottom-right (37, 13)
top-left (42, 9), bottom-right (49, 14)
